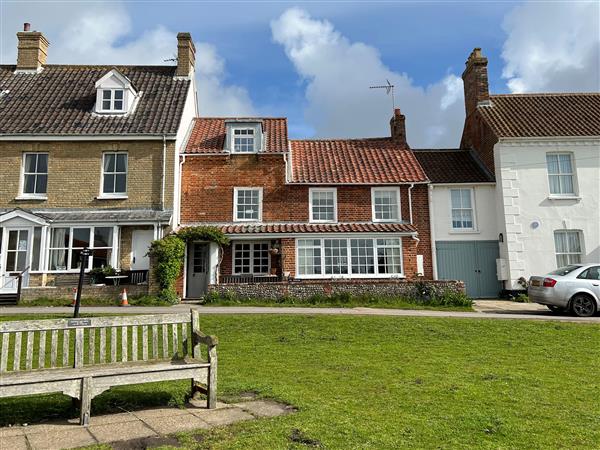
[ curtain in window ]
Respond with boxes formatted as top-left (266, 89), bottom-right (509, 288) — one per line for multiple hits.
top-left (49, 228), bottom-right (68, 270)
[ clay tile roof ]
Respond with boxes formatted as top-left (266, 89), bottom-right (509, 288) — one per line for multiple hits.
top-left (289, 138), bottom-right (428, 184)
top-left (478, 93), bottom-right (600, 138)
top-left (214, 222), bottom-right (417, 234)
top-left (412, 149), bottom-right (494, 183)
top-left (185, 117), bottom-right (288, 153)
top-left (0, 65), bottom-right (190, 136)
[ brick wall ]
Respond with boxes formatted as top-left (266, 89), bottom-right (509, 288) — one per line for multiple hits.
top-left (460, 112), bottom-right (498, 174)
top-left (208, 279), bottom-right (465, 300)
top-left (20, 284), bottom-right (148, 302)
top-left (0, 140), bottom-right (176, 210)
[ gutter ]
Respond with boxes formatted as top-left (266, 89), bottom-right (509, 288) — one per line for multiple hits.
top-left (0, 134), bottom-right (177, 141)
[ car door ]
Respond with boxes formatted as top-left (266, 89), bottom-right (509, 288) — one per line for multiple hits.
top-left (577, 266), bottom-right (600, 301)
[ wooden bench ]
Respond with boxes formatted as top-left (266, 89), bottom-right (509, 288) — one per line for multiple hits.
top-left (0, 310), bottom-right (217, 426)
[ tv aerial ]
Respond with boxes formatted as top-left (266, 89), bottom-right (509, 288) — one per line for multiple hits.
top-left (369, 79), bottom-right (395, 111)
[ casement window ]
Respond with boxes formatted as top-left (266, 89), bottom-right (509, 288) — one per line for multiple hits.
top-left (297, 237), bottom-right (403, 277)
top-left (372, 188), bottom-right (400, 222)
top-left (48, 226), bottom-right (114, 271)
top-left (546, 153), bottom-right (576, 195)
top-left (5, 229), bottom-right (29, 272)
top-left (309, 188), bottom-right (337, 223)
top-left (102, 152), bottom-right (128, 196)
top-left (233, 242), bottom-right (270, 274)
top-left (450, 188), bottom-right (475, 230)
top-left (234, 188), bottom-right (262, 221)
top-left (22, 153), bottom-right (48, 196)
top-left (554, 230), bottom-right (582, 267)
top-left (100, 89), bottom-right (125, 112)
top-left (232, 128), bottom-right (255, 153)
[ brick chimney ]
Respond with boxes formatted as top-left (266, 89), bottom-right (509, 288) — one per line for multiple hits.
top-left (462, 47), bottom-right (489, 117)
top-left (390, 108), bottom-right (407, 146)
top-left (176, 32), bottom-right (196, 78)
top-left (16, 23), bottom-right (49, 71)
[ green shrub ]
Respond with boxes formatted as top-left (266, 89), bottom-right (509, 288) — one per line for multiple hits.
top-left (513, 294), bottom-right (530, 303)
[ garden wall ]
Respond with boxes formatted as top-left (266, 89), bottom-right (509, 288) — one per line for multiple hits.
top-left (207, 279), bottom-right (465, 300)
top-left (20, 285), bottom-right (148, 302)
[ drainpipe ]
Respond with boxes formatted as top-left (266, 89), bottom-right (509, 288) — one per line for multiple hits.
top-left (428, 184), bottom-right (438, 280)
top-left (408, 183), bottom-right (414, 224)
top-left (178, 153), bottom-right (187, 229)
top-left (160, 135), bottom-right (166, 211)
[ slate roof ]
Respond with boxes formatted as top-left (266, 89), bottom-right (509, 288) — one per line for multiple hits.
top-left (0, 208), bottom-right (172, 223)
top-left (185, 117), bottom-right (288, 153)
top-left (211, 222), bottom-right (418, 234)
top-left (0, 65), bottom-right (190, 135)
top-left (413, 149), bottom-right (494, 183)
top-left (290, 139), bottom-right (428, 184)
top-left (478, 93), bottom-right (600, 138)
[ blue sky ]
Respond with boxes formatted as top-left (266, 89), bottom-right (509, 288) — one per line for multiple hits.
top-left (1, 1), bottom-right (598, 146)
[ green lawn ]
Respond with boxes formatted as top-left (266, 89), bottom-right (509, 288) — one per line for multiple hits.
top-left (1, 314), bottom-right (599, 449)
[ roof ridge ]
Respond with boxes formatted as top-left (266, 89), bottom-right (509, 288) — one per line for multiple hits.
top-left (195, 116), bottom-right (288, 120)
top-left (0, 64), bottom-right (176, 69)
top-left (290, 137), bottom-right (392, 142)
top-left (490, 92), bottom-right (600, 98)
top-left (411, 148), bottom-right (463, 152)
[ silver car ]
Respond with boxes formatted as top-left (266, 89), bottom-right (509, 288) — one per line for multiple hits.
top-left (528, 264), bottom-right (600, 317)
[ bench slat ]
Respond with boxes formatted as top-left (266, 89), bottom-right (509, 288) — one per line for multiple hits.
top-left (121, 327), bottom-right (128, 362)
top-left (162, 324), bottom-right (168, 359)
top-left (131, 326), bottom-right (138, 362)
top-left (142, 326), bottom-right (148, 360)
top-left (110, 327), bottom-right (117, 363)
top-left (172, 324), bottom-right (179, 358)
top-left (100, 328), bottom-right (106, 364)
top-left (74, 328), bottom-right (84, 368)
top-left (13, 332), bottom-right (22, 371)
top-left (181, 323), bottom-right (188, 356)
top-left (50, 330), bottom-right (58, 368)
top-left (25, 331), bottom-right (34, 370)
top-left (88, 328), bottom-right (96, 365)
top-left (1, 333), bottom-right (9, 372)
top-left (62, 329), bottom-right (70, 367)
top-left (39, 331), bottom-right (47, 369)
top-left (152, 325), bottom-right (158, 359)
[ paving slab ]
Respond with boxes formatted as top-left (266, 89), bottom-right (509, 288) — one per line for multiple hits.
top-left (140, 411), bottom-right (211, 434)
top-left (26, 427), bottom-right (96, 450)
top-left (193, 407), bottom-right (254, 426)
top-left (88, 419), bottom-right (156, 443)
top-left (88, 411), bottom-right (139, 426)
top-left (132, 407), bottom-right (191, 420)
top-left (188, 398), bottom-right (230, 409)
top-left (0, 435), bottom-right (29, 450)
top-left (23, 422), bottom-right (81, 435)
top-left (0, 426), bottom-right (25, 437)
top-left (233, 400), bottom-right (296, 418)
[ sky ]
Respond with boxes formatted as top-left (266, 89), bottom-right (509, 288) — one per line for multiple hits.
top-left (1, 1), bottom-right (598, 148)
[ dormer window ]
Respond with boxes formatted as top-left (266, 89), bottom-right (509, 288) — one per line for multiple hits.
top-left (225, 120), bottom-right (263, 153)
top-left (233, 128), bottom-right (255, 152)
top-left (94, 69), bottom-right (138, 115)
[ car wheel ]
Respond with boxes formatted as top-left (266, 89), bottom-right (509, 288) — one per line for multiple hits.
top-left (547, 305), bottom-right (565, 314)
top-left (570, 295), bottom-right (597, 318)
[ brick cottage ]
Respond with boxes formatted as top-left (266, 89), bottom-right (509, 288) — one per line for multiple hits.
top-left (178, 110), bottom-right (435, 298)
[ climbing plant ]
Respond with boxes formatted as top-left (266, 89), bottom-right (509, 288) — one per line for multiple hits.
top-left (148, 226), bottom-right (229, 303)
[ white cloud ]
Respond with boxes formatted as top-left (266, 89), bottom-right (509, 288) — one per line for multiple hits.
top-left (271, 8), bottom-right (465, 147)
top-left (0, 1), bottom-right (255, 116)
top-left (501, 2), bottom-right (600, 93)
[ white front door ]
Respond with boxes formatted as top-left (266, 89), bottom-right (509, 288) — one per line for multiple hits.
top-left (0, 228), bottom-right (30, 293)
top-left (131, 230), bottom-right (154, 270)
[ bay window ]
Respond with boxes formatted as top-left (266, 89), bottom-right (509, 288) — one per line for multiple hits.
top-left (49, 226), bottom-right (114, 271)
top-left (297, 237), bottom-right (403, 277)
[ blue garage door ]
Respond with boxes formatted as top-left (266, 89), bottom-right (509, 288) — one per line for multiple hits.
top-left (436, 241), bottom-right (501, 298)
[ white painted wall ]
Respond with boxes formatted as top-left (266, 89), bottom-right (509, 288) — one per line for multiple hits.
top-left (494, 138), bottom-right (600, 289)
top-left (431, 184), bottom-right (498, 241)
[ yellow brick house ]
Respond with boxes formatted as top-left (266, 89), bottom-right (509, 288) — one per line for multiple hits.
top-left (0, 25), bottom-right (197, 300)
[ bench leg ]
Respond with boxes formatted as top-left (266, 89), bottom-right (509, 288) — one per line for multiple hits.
top-left (79, 378), bottom-right (92, 426)
top-left (207, 347), bottom-right (217, 409)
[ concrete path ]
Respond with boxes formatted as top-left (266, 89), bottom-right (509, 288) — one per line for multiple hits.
top-left (0, 301), bottom-right (598, 323)
top-left (0, 398), bottom-right (295, 450)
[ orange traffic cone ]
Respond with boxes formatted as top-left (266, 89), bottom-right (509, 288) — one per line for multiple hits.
top-left (120, 288), bottom-right (129, 307)
top-left (71, 287), bottom-right (77, 306)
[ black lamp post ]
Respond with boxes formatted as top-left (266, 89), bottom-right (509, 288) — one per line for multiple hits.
top-left (73, 248), bottom-right (91, 318)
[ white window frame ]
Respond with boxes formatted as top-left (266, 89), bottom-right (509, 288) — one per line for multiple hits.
top-left (19, 152), bottom-right (49, 199)
top-left (231, 127), bottom-right (257, 153)
top-left (554, 230), bottom-right (583, 267)
top-left (232, 241), bottom-right (271, 275)
top-left (233, 187), bottom-right (263, 222)
top-left (546, 152), bottom-right (577, 197)
top-left (295, 236), bottom-right (404, 279)
top-left (450, 188), bottom-right (476, 231)
top-left (99, 88), bottom-right (125, 113)
top-left (309, 188), bottom-right (338, 223)
top-left (371, 187), bottom-right (401, 223)
top-left (100, 152), bottom-right (128, 198)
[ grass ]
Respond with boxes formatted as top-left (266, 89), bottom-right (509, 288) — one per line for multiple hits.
top-left (1, 314), bottom-right (599, 449)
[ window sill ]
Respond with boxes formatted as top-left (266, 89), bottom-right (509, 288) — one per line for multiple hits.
top-left (15, 195), bottom-right (47, 201)
top-left (372, 219), bottom-right (402, 224)
top-left (96, 195), bottom-right (128, 200)
top-left (547, 195), bottom-right (581, 201)
top-left (295, 274), bottom-right (406, 280)
top-left (448, 229), bottom-right (480, 235)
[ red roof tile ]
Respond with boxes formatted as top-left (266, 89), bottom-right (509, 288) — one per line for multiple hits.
top-left (479, 93), bottom-right (600, 138)
top-left (413, 149), bottom-right (494, 183)
top-left (185, 117), bottom-right (288, 153)
top-left (290, 139), bottom-right (428, 184)
top-left (213, 222), bottom-right (417, 234)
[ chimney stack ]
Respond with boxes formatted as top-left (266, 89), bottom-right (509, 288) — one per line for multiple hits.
top-left (390, 108), bottom-right (407, 146)
top-left (462, 47), bottom-right (489, 117)
top-left (16, 23), bottom-right (49, 71)
top-left (176, 32), bottom-right (196, 78)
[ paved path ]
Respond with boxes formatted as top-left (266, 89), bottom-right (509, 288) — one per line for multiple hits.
top-left (0, 398), bottom-right (295, 450)
top-left (1, 301), bottom-right (598, 323)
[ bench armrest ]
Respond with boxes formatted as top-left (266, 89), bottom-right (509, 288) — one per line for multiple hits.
top-left (193, 331), bottom-right (218, 347)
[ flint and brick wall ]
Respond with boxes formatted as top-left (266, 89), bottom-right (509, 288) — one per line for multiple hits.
top-left (20, 284), bottom-right (148, 302)
top-left (208, 279), bottom-right (465, 300)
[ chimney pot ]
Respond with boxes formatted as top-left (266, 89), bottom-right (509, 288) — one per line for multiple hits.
top-left (176, 32), bottom-right (196, 78)
top-left (23, 22), bottom-right (30, 32)
top-left (390, 108), bottom-right (408, 146)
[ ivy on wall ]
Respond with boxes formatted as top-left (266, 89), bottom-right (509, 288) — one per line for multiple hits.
top-left (148, 226), bottom-right (229, 303)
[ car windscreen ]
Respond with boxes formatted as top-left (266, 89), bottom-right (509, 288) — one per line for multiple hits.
top-left (548, 265), bottom-right (582, 276)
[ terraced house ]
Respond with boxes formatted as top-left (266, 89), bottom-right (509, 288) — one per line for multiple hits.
top-left (178, 110), bottom-right (434, 298)
top-left (0, 25), bottom-right (197, 301)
